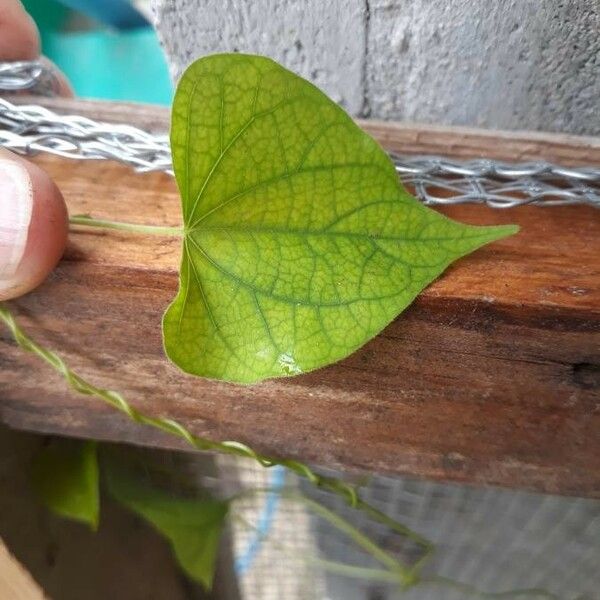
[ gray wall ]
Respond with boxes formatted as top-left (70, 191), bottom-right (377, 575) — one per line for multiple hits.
top-left (152, 0), bottom-right (600, 135)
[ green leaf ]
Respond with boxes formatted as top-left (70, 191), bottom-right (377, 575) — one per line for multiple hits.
top-left (30, 439), bottom-right (99, 530)
top-left (105, 461), bottom-right (228, 590)
top-left (164, 53), bottom-right (518, 383)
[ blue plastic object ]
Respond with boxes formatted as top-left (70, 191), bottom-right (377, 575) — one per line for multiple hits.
top-left (54, 0), bottom-right (149, 29)
top-left (234, 466), bottom-right (286, 576)
top-left (44, 29), bottom-right (173, 105)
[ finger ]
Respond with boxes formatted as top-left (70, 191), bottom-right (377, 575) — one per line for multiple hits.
top-left (0, 0), bottom-right (40, 61)
top-left (0, 149), bottom-right (68, 300)
top-left (39, 56), bottom-right (75, 98)
top-left (0, 1), bottom-right (72, 98)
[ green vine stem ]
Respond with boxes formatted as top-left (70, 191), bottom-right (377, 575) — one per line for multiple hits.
top-left (232, 512), bottom-right (404, 584)
top-left (418, 576), bottom-right (565, 600)
top-left (69, 215), bottom-right (184, 237)
top-left (0, 302), bottom-right (432, 584)
top-left (231, 486), bottom-right (424, 584)
top-left (233, 511), bottom-right (562, 599)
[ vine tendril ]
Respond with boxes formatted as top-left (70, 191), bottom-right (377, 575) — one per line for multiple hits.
top-left (0, 302), bottom-right (432, 583)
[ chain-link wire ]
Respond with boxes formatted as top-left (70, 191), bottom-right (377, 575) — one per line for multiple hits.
top-left (1, 61), bottom-right (599, 208)
top-left (0, 97), bottom-right (173, 174)
top-left (0, 60), bottom-right (64, 97)
top-left (0, 61), bottom-right (44, 91)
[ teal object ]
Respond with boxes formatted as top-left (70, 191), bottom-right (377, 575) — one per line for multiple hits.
top-left (23, 0), bottom-right (172, 105)
top-left (22, 0), bottom-right (69, 50)
top-left (44, 29), bottom-right (173, 105)
top-left (54, 0), bottom-right (149, 29)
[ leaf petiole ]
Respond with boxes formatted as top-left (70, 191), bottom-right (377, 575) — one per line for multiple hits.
top-left (69, 215), bottom-right (184, 237)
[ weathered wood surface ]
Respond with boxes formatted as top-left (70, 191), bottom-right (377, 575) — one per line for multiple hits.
top-left (1, 98), bottom-right (599, 497)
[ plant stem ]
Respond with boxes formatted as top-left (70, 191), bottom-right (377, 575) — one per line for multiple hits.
top-left (69, 215), bottom-right (183, 237)
top-left (419, 576), bottom-right (563, 600)
top-left (233, 513), bottom-right (403, 584)
top-left (0, 303), bottom-right (434, 583)
top-left (231, 487), bottom-right (412, 584)
top-left (234, 511), bottom-right (562, 599)
top-left (290, 491), bottom-right (411, 582)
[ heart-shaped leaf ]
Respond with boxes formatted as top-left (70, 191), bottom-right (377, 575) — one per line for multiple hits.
top-left (163, 54), bottom-right (517, 383)
top-left (105, 460), bottom-right (228, 591)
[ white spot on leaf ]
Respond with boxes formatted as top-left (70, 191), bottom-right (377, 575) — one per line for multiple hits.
top-left (278, 352), bottom-right (303, 375)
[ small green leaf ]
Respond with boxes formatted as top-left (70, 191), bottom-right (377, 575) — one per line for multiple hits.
top-left (30, 439), bottom-right (99, 530)
top-left (105, 461), bottom-right (228, 590)
top-left (164, 53), bottom-right (518, 383)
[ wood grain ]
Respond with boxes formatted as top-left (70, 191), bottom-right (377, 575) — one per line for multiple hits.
top-left (1, 98), bottom-right (599, 497)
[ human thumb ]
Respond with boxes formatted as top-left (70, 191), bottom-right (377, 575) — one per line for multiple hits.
top-left (0, 152), bottom-right (68, 300)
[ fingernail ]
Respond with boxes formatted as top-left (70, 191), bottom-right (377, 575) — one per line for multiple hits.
top-left (0, 160), bottom-right (33, 279)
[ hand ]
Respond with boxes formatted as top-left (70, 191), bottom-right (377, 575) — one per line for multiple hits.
top-left (0, 0), bottom-right (69, 300)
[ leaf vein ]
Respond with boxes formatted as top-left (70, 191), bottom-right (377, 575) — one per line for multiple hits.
top-left (187, 234), bottom-right (410, 308)
top-left (187, 93), bottom-right (313, 223)
top-left (189, 163), bottom-right (395, 231)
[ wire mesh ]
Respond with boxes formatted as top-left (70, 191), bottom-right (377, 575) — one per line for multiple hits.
top-left (1, 60), bottom-right (599, 209)
top-left (300, 470), bottom-right (600, 600)
top-left (0, 60), bottom-right (47, 91)
top-left (106, 447), bottom-right (600, 600)
top-left (0, 60), bottom-right (64, 96)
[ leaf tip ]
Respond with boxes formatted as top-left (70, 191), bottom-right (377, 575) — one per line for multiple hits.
top-left (497, 223), bottom-right (520, 238)
top-left (474, 222), bottom-right (520, 246)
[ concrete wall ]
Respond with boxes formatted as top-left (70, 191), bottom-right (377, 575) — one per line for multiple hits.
top-left (152, 0), bottom-right (367, 114)
top-left (152, 0), bottom-right (600, 135)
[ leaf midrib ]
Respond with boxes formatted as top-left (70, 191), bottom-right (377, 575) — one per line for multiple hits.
top-left (188, 223), bottom-right (491, 245)
top-left (182, 74), bottom-right (396, 231)
top-left (185, 235), bottom-right (421, 308)
top-left (185, 89), bottom-right (323, 223)
top-left (186, 161), bottom-right (399, 232)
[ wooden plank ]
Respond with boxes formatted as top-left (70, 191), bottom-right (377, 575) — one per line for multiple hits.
top-left (1, 98), bottom-right (599, 497)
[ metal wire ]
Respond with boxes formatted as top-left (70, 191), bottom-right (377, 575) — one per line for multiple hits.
top-left (0, 60), bottom-right (64, 97)
top-left (0, 60), bottom-right (599, 208)
top-left (0, 61), bottom-right (43, 91)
